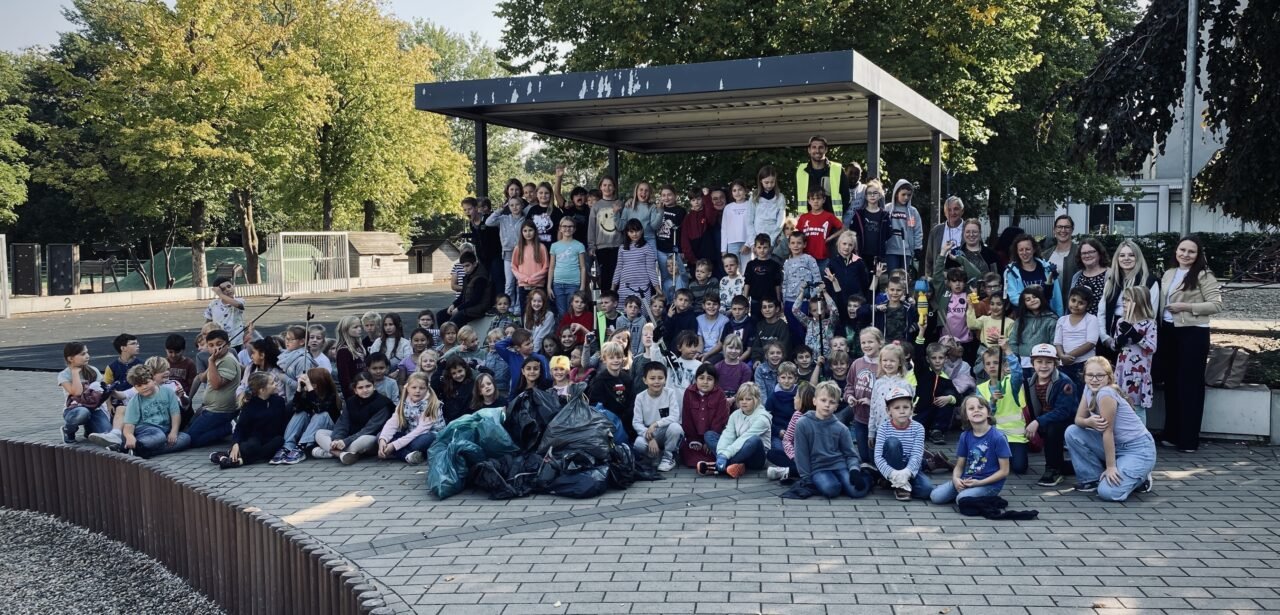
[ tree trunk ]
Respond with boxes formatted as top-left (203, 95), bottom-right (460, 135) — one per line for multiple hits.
top-left (322, 187), bottom-right (334, 231)
top-left (191, 198), bottom-right (208, 288)
top-left (363, 199), bottom-right (376, 231)
top-left (986, 186), bottom-right (1003, 245)
top-left (236, 188), bottom-right (261, 284)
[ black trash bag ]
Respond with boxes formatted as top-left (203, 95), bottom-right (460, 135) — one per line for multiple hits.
top-left (470, 452), bottom-right (545, 500)
top-left (629, 447), bottom-right (662, 483)
top-left (504, 388), bottom-right (561, 452)
top-left (538, 383), bottom-right (613, 466)
top-left (426, 408), bottom-right (519, 499)
top-left (541, 463), bottom-right (609, 499)
top-left (607, 444), bottom-right (637, 489)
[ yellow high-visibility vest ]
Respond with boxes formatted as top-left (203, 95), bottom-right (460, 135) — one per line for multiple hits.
top-left (796, 161), bottom-right (844, 218)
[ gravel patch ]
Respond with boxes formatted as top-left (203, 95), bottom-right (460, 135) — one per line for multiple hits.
top-left (1219, 286), bottom-right (1280, 323)
top-left (0, 508), bottom-right (224, 615)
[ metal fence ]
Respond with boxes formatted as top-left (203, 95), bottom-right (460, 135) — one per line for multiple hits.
top-left (267, 232), bottom-right (351, 296)
top-left (0, 439), bottom-right (398, 615)
top-left (0, 234), bottom-right (9, 318)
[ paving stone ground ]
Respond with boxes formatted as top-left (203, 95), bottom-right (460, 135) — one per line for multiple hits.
top-left (7, 368), bottom-right (1280, 615)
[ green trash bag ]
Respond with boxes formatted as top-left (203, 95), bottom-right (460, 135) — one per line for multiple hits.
top-left (426, 408), bottom-right (520, 499)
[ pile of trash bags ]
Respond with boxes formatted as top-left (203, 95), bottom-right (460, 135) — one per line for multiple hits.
top-left (428, 384), bottom-right (660, 500)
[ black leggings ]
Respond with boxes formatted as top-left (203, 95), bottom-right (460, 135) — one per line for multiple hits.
top-left (1039, 421), bottom-right (1070, 473)
top-left (1158, 324), bottom-right (1210, 451)
top-left (236, 435), bottom-right (284, 465)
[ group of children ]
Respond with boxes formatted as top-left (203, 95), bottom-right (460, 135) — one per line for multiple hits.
top-left (54, 163), bottom-right (1161, 507)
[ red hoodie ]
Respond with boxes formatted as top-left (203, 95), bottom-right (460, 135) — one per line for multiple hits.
top-left (679, 382), bottom-right (729, 468)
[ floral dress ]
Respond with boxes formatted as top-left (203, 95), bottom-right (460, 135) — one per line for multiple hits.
top-left (1114, 318), bottom-right (1156, 408)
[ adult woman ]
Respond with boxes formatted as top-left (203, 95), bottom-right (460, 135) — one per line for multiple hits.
top-left (1099, 239), bottom-right (1160, 356)
top-left (956, 219), bottom-right (999, 276)
top-left (1155, 235), bottom-right (1222, 453)
top-left (1064, 357), bottom-right (1156, 500)
top-left (1070, 238), bottom-right (1109, 314)
top-left (1003, 234), bottom-right (1064, 315)
top-left (825, 230), bottom-right (871, 299)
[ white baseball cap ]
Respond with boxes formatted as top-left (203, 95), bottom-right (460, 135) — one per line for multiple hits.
top-left (1030, 344), bottom-right (1057, 360)
top-left (885, 387), bottom-right (913, 403)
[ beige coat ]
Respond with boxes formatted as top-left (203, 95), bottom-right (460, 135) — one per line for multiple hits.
top-left (1157, 268), bottom-right (1222, 327)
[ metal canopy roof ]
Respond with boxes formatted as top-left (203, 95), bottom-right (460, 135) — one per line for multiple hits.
top-left (415, 50), bottom-right (960, 153)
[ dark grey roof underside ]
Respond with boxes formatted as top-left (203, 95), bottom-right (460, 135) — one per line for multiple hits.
top-left (415, 50), bottom-right (960, 153)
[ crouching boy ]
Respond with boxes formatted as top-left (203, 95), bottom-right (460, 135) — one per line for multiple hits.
top-left (874, 386), bottom-right (933, 501)
top-left (632, 363), bottom-right (684, 472)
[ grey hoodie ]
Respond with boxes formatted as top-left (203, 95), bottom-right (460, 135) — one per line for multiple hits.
top-left (485, 203), bottom-right (527, 255)
top-left (884, 179), bottom-right (924, 256)
top-left (793, 410), bottom-right (860, 478)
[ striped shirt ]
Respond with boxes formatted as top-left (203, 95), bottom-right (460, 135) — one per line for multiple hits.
top-left (873, 419), bottom-right (925, 477)
top-left (612, 243), bottom-right (661, 305)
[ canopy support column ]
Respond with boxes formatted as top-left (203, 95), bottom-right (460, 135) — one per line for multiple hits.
top-left (931, 130), bottom-right (943, 224)
top-left (607, 147), bottom-right (620, 182)
top-left (866, 95), bottom-right (881, 180)
top-left (475, 120), bottom-right (489, 199)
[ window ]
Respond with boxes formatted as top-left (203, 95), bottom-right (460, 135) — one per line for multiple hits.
top-left (1113, 203), bottom-right (1136, 235)
top-left (1088, 204), bottom-right (1110, 234)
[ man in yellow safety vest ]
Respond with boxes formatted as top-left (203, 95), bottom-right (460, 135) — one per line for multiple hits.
top-left (795, 135), bottom-right (852, 220)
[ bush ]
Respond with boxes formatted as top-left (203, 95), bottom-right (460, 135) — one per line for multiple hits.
top-left (1246, 349), bottom-right (1280, 389)
top-left (1091, 232), bottom-right (1280, 282)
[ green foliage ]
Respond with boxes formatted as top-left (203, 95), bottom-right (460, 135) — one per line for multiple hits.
top-left (1056, 0), bottom-right (1280, 226)
top-left (0, 52), bottom-right (34, 225)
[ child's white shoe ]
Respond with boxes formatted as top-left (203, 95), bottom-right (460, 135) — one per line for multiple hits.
top-left (657, 457), bottom-right (675, 472)
top-left (766, 466), bottom-right (790, 481)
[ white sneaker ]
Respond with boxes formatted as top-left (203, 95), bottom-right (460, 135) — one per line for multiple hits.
top-left (657, 457), bottom-right (675, 472)
top-left (1140, 473), bottom-right (1154, 493)
top-left (405, 451), bottom-right (426, 465)
top-left (766, 466), bottom-right (790, 481)
top-left (338, 451), bottom-right (358, 465)
top-left (88, 431), bottom-right (123, 451)
top-left (311, 446), bottom-right (333, 459)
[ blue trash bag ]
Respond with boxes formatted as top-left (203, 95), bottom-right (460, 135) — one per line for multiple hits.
top-left (427, 407), bottom-right (519, 499)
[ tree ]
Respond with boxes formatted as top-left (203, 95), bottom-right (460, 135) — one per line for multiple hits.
top-left (401, 19), bottom-right (526, 199)
top-left (270, 2), bottom-right (466, 236)
top-left (0, 52), bottom-right (34, 226)
top-left (1053, 0), bottom-right (1280, 226)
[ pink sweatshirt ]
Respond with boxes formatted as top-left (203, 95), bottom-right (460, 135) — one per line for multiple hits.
top-left (377, 398), bottom-right (444, 450)
top-left (512, 244), bottom-right (549, 286)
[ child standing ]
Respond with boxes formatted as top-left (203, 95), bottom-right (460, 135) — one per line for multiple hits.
top-left (874, 386), bottom-right (933, 501)
top-left (795, 188), bottom-right (843, 269)
top-left (376, 373), bottom-right (444, 465)
top-left (118, 365), bottom-right (189, 458)
top-left (929, 395), bottom-right (1012, 505)
top-left (695, 294), bottom-right (729, 362)
top-left (748, 166), bottom-right (787, 263)
top-left (781, 232), bottom-right (822, 343)
top-left (794, 381), bottom-right (872, 498)
top-left (654, 184), bottom-right (688, 297)
top-left (612, 218), bottom-right (661, 307)
top-left (704, 382), bottom-right (771, 477)
top-left (720, 180), bottom-right (754, 257)
top-left (313, 371), bottom-right (395, 465)
top-left (209, 372), bottom-right (288, 468)
top-left (1054, 286), bottom-right (1100, 383)
top-left (686, 259), bottom-right (720, 306)
top-left (1009, 286), bottom-right (1058, 387)
top-left (1112, 287), bottom-right (1157, 425)
top-left (742, 234), bottom-right (783, 320)
top-left (633, 363), bottom-right (684, 472)
top-left (548, 217), bottom-right (587, 315)
top-left (844, 326), bottom-right (885, 461)
top-left (867, 343), bottom-right (915, 446)
top-left (679, 364), bottom-right (730, 469)
top-left (719, 253), bottom-right (746, 312)
top-left (335, 315), bottom-right (368, 399)
top-left (58, 342), bottom-right (110, 443)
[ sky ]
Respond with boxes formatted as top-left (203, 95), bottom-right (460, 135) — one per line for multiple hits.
top-left (0, 0), bottom-right (505, 53)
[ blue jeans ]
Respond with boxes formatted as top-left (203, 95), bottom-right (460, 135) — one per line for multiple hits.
top-left (1065, 426), bottom-right (1156, 502)
top-left (930, 481), bottom-right (1003, 505)
top-left (502, 251), bottom-right (518, 312)
top-left (657, 250), bottom-right (687, 298)
top-left (1008, 442), bottom-right (1029, 475)
top-left (283, 412), bottom-right (334, 451)
top-left (63, 406), bottom-right (112, 437)
top-left (851, 422), bottom-right (871, 467)
top-left (883, 253), bottom-right (913, 278)
top-left (783, 300), bottom-right (808, 348)
top-left (132, 423), bottom-right (190, 458)
top-left (812, 468), bottom-right (872, 499)
top-left (552, 282), bottom-right (579, 316)
top-left (881, 435), bottom-right (934, 498)
top-left (391, 431), bottom-right (437, 460)
top-left (765, 447), bottom-right (797, 475)
top-left (184, 410), bottom-right (237, 448)
top-left (716, 436), bottom-right (766, 472)
top-left (704, 430), bottom-right (720, 452)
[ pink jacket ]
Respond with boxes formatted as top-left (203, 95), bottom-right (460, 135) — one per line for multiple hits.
top-left (377, 399), bottom-right (444, 450)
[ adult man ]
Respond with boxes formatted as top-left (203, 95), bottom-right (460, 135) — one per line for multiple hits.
top-left (795, 135), bottom-right (852, 220)
top-left (924, 196), bottom-right (967, 277)
top-left (205, 277), bottom-right (259, 348)
top-left (438, 252), bottom-right (492, 327)
top-left (1040, 214), bottom-right (1080, 292)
